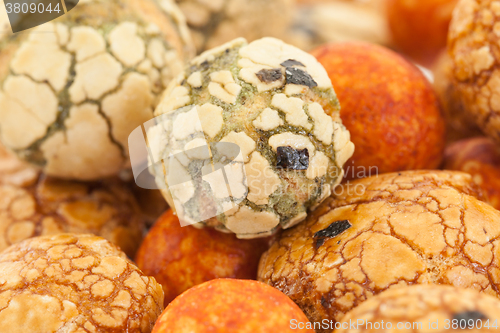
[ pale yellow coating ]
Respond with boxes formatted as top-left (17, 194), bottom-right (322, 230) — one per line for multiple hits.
top-left (338, 285), bottom-right (500, 333)
top-left (0, 145), bottom-right (145, 257)
top-left (258, 171), bottom-right (498, 331)
top-left (174, 0), bottom-right (294, 52)
top-left (0, 0), bottom-right (194, 181)
top-left (448, 0), bottom-right (500, 145)
top-left (0, 234), bottom-right (164, 332)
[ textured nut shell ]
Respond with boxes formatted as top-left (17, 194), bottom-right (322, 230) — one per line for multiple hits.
top-left (338, 285), bottom-right (500, 333)
top-left (175, 0), bottom-right (293, 52)
top-left (387, 0), bottom-right (458, 66)
top-left (0, 0), bottom-right (194, 180)
top-left (0, 234), bottom-right (164, 332)
top-left (433, 52), bottom-right (482, 142)
top-left (258, 170), bottom-right (498, 331)
top-left (149, 37), bottom-right (354, 238)
top-left (152, 279), bottom-right (314, 333)
top-left (136, 210), bottom-right (269, 305)
top-left (0, 145), bottom-right (144, 257)
top-left (444, 137), bottom-right (500, 210)
top-left (311, 42), bottom-right (445, 179)
top-left (448, 0), bottom-right (500, 146)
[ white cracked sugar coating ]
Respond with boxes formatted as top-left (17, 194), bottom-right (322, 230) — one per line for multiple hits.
top-left (271, 94), bottom-right (312, 130)
top-left (220, 131), bottom-right (256, 162)
top-left (69, 53), bottom-right (123, 103)
top-left (149, 36), bottom-right (354, 237)
top-left (67, 26), bottom-right (106, 61)
top-left (10, 24), bottom-right (71, 92)
top-left (246, 151), bottom-right (281, 205)
top-left (253, 108), bottom-right (284, 131)
top-left (238, 37), bottom-right (332, 89)
top-left (109, 22), bottom-right (146, 67)
top-left (101, 73), bottom-right (154, 151)
top-left (172, 107), bottom-right (203, 140)
top-left (226, 206), bottom-right (280, 235)
top-left (0, 76), bottom-right (58, 149)
top-left (40, 104), bottom-right (123, 180)
top-left (0, 0), bottom-right (194, 181)
top-left (158, 86), bottom-right (191, 114)
top-left (187, 71), bottom-right (203, 88)
top-left (238, 59), bottom-right (285, 92)
top-left (306, 151), bottom-right (329, 180)
top-left (268, 133), bottom-right (316, 154)
top-left (284, 84), bottom-right (308, 96)
top-left (308, 102), bottom-right (333, 145)
top-left (198, 103), bottom-right (224, 138)
top-left (184, 138), bottom-right (211, 159)
top-left (208, 70), bottom-right (242, 104)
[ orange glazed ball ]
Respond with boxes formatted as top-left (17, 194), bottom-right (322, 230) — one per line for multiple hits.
top-left (387, 0), bottom-right (458, 66)
top-left (152, 279), bottom-right (315, 333)
top-left (135, 210), bottom-right (270, 305)
top-left (444, 137), bottom-right (500, 210)
top-left (311, 42), bottom-right (446, 180)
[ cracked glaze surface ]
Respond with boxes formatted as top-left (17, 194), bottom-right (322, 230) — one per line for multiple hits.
top-left (0, 145), bottom-right (145, 257)
top-left (338, 284), bottom-right (500, 332)
top-left (448, 0), bottom-right (500, 145)
top-left (258, 170), bottom-right (500, 331)
top-left (0, 234), bottom-right (164, 332)
top-left (148, 37), bottom-right (354, 238)
top-left (0, 0), bottom-right (194, 180)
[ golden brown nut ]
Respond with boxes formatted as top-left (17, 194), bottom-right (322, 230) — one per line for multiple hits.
top-left (0, 146), bottom-right (144, 257)
top-left (433, 52), bottom-right (482, 142)
top-left (337, 285), bottom-right (500, 333)
top-left (0, 0), bottom-right (194, 181)
top-left (152, 279), bottom-right (314, 333)
top-left (387, 0), bottom-right (458, 66)
top-left (448, 0), bottom-right (500, 146)
top-left (128, 183), bottom-right (169, 227)
top-left (311, 42), bottom-right (446, 179)
top-left (258, 170), bottom-right (498, 331)
top-left (444, 137), bottom-right (500, 210)
top-left (175, 0), bottom-right (293, 53)
top-left (0, 233), bottom-right (164, 332)
top-left (135, 210), bottom-right (269, 306)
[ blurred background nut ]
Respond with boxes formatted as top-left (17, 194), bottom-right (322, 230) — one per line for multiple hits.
top-left (337, 285), bottom-right (500, 333)
top-left (258, 171), bottom-right (496, 331)
top-left (152, 279), bottom-right (314, 333)
top-left (0, 145), bottom-right (144, 257)
top-left (128, 184), bottom-right (169, 228)
top-left (447, 0), bottom-right (500, 146)
top-left (135, 210), bottom-right (270, 306)
top-left (0, 0), bottom-right (194, 181)
top-left (312, 42), bottom-right (446, 180)
top-left (175, 0), bottom-right (294, 53)
top-left (287, 0), bottom-right (390, 52)
top-left (433, 52), bottom-right (482, 142)
top-left (0, 234), bottom-right (164, 332)
top-left (443, 137), bottom-right (500, 210)
top-left (387, 0), bottom-right (458, 66)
